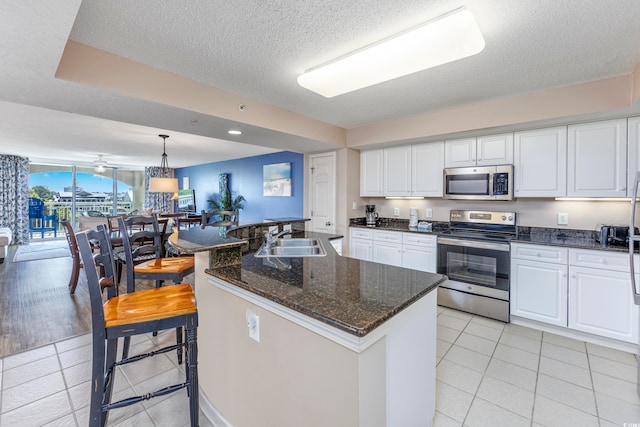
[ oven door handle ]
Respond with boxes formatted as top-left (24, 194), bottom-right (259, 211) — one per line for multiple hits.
top-left (437, 237), bottom-right (510, 252)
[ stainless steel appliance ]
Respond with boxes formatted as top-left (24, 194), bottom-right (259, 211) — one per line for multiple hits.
top-left (437, 210), bottom-right (516, 322)
top-left (443, 165), bottom-right (514, 200)
top-left (627, 172), bottom-right (640, 395)
top-left (365, 204), bottom-right (379, 227)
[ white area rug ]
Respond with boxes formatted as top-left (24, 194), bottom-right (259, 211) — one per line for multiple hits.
top-left (13, 240), bottom-right (70, 262)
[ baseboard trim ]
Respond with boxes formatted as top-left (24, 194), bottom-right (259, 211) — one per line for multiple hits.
top-left (200, 387), bottom-right (231, 427)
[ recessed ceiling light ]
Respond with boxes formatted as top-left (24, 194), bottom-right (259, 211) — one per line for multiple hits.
top-left (297, 8), bottom-right (485, 98)
top-left (228, 130), bottom-right (242, 135)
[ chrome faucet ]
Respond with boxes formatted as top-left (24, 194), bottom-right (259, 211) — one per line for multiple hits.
top-left (263, 229), bottom-right (292, 248)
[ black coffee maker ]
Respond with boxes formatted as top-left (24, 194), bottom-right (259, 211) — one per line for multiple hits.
top-left (365, 204), bottom-right (379, 227)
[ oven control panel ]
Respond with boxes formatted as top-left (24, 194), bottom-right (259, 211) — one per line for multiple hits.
top-left (450, 210), bottom-right (516, 226)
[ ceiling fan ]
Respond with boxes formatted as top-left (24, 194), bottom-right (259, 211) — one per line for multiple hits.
top-left (93, 155), bottom-right (108, 173)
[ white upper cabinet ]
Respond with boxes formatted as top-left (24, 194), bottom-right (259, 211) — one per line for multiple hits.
top-left (628, 116), bottom-right (640, 196)
top-left (445, 134), bottom-right (513, 168)
top-left (384, 146), bottom-right (412, 196)
top-left (412, 141), bottom-right (444, 197)
top-left (514, 126), bottom-right (568, 198)
top-left (444, 138), bottom-right (476, 167)
top-left (567, 119), bottom-right (627, 198)
top-left (360, 149), bottom-right (384, 197)
top-left (477, 133), bottom-right (514, 166)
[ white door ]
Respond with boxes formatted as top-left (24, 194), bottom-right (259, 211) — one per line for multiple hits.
top-left (310, 152), bottom-right (336, 234)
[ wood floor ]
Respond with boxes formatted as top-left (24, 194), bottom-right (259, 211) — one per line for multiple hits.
top-left (0, 243), bottom-right (157, 358)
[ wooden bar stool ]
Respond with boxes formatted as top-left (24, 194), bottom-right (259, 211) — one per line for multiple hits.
top-left (117, 214), bottom-right (195, 362)
top-left (77, 226), bottom-right (199, 427)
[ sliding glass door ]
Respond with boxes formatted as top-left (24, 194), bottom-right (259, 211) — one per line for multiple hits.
top-left (29, 163), bottom-right (145, 237)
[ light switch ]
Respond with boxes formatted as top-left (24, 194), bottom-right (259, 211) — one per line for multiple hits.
top-left (393, 208), bottom-right (400, 217)
top-left (425, 208), bottom-right (433, 218)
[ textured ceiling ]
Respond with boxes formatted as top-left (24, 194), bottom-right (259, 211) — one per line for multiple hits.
top-left (1, 0), bottom-right (640, 168)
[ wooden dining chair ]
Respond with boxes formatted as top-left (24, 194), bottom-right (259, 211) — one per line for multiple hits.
top-left (117, 214), bottom-right (195, 362)
top-left (76, 226), bottom-right (199, 427)
top-left (61, 219), bottom-right (82, 294)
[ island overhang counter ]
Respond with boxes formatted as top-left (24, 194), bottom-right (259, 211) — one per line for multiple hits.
top-left (168, 224), bottom-right (445, 427)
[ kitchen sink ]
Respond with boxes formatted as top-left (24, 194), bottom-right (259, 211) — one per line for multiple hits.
top-left (254, 238), bottom-right (326, 257)
top-left (271, 238), bottom-right (319, 247)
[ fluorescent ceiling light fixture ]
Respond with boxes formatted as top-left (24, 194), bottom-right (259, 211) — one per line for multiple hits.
top-left (297, 8), bottom-right (485, 98)
top-left (228, 129), bottom-right (242, 135)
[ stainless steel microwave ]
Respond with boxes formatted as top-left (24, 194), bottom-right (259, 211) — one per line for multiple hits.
top-left (443, 165), bottom-right (514, 200)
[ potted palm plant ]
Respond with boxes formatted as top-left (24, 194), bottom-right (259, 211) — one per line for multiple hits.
top-left (207, 173), bottom-right (245, 221)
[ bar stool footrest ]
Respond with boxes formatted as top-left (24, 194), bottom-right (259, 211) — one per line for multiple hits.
top-left (103, 382), bottom-right (189, 411)
top-left (116, 343), bottom-right (183, 367)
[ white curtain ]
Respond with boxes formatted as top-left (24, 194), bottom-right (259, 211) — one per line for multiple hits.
top-left (0, 154), bottom-right (30, 244)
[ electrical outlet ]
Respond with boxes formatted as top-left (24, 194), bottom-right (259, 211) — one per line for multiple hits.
top-left (246, 308), bottom-right (260, 342)
top-left (393, 208), bottom-right (400, 217)
top-left (352, 201), bottom-right (357, 210)
top-left (557, 212), bottom-right (569, 226)
top-left (425, 208), bottom-right (433, 218)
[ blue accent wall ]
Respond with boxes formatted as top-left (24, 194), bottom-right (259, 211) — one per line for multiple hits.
top-left (174, 151), bottom-right (304, 223)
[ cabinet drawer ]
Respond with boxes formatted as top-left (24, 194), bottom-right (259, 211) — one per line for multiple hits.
top-left (373, 230), bottom-right (402, 243)
top-left (350, 228), bottom-right (373, 239)
top-left (511, 243), bottom-right (567, 263)
top-left (402, 232), bottom-right (436, 247)
top-left (569, 248), bottom-right (635, 272)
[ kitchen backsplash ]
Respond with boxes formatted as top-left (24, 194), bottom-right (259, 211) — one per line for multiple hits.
top-left (358, 198), bottom-right (631, 231)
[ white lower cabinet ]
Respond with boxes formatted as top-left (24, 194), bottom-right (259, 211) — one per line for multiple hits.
top-left (510, 244), bottom-right (568, 326)
top-left (511, 243), bottom-right (639, 344)
top-left (349, 228), bottom-right (437, 272)
top-left (402, 233), bottom-right (437, 273)
top-left (373, 230), bottom-right (403, 266)
top-left (349, 228), bottom-right (373, 261)
top-left (568, 249), bottom-right (639, 343)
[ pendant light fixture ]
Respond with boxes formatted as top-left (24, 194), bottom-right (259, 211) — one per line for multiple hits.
top-left (148, 134), bottom-right (179, 193)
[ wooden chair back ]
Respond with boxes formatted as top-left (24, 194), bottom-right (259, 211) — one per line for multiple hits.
top-left (60, 219), bottom-right (78, 257)
top-left (118, 214), bottom-right (165, 292)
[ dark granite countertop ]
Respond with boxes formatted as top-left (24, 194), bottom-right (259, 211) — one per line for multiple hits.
top-left (350, 217), bottom-right (635, 253)
top-left (168, 218), bottom-right (310, 254)
top-left (206, 231), bottom-right (445, 337)
top-left (167, 226), bottom-right (247, 254)
top-left (512, 227), bottom-right (635, 253)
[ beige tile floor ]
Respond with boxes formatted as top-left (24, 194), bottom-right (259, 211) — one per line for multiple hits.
top-left (0, 330), bottom-right (212, 427)
top-left (0, 307), bottom-right (638, 426)
top-left (434, 306), bottom-right (640, 427)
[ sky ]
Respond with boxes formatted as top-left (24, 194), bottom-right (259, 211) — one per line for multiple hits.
top-left (29, 171), bottom-right (131, 193)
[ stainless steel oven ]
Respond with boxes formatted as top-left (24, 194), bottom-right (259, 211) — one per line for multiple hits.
top-left (437, 210), bottom-right (516, 322)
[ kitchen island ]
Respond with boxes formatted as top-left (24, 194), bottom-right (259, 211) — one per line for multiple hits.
top-left (168, 223), bottom-right (445, 427)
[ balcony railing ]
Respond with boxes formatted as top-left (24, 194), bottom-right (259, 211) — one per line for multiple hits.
top-left (31, 201), bottom-right (135, 239)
